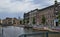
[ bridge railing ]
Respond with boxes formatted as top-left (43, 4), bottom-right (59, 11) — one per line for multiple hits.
top-left (19, 32), bottom-right (60, 37)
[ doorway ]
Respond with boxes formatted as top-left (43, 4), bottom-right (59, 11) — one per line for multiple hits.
top-left (56, 22), bottom-right (58, 26)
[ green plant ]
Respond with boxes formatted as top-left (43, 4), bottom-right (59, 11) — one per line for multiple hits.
top-left (23, 19), bottom-right (25, 24)
top-left (20, 20), bottom-right (22, 24)
top-left (41, 15), bottom-right (46, 24)
top-left (58, 12), bottom-right (60, 24)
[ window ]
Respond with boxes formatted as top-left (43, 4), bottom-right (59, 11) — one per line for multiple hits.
top-left (13, 20), bottom-right (16, 24)
top-left (59, 5), bottom-right (60, 6)
top-left (55, 7), bottom-right (57, 10)
top-left (56, 11), bottom-right (58, 12)
top-left (55, 11), bottom-right (58, 15)
top-left (8, 22), bottom-right (12, 24)
top-left (50, 15), bottom-right (51, 18)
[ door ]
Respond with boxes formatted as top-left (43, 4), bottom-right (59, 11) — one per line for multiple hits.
top-left (56, 22), bottom-right (58, 26)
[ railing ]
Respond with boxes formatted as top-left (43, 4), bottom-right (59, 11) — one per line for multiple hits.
top-left (19, 32), bottom-right (60, 37)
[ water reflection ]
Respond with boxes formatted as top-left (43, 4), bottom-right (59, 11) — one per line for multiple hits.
top-left (0, 26), bottom-right (50, 37)
top-left (0, 26), bottom-right (33, 37)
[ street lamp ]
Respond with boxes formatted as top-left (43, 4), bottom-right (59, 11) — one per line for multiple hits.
top-left (2, 24), bottom-right (4, 37)
top-left (2, 27), bottom-right (3, 37)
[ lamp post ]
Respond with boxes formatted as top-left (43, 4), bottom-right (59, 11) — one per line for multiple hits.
top-left (2, 26), bottom-right (3, 37)
top-left (0, 19), bottom-right (3, 37)
top-left (2, 24), bottom-right (4, 37)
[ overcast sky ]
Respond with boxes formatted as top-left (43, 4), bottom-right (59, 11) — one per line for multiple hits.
top-left (0, 0), bottom-right (60, 19)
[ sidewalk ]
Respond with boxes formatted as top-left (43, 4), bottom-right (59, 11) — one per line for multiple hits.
top-left (33, 26), bottom-right (60, 32)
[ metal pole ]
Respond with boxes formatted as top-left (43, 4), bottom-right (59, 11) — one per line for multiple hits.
top-left (46, 32), bottom-right (48, 37)
top-left (24, 34), bottom-right (26, 37)
top-left (2, 26), bottom-right (3, 37)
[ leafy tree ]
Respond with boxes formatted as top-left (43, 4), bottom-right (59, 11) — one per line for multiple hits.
top-left (41, 15), bottom-right (46, 25)
top-left (58, 12), bottom-right (60, 24)
top-left (20, 20), bottom-right (22, 24)
top-left (23, 19), bottom-right (25, 24)
top-left (26, 18), bottom-right (29, 24)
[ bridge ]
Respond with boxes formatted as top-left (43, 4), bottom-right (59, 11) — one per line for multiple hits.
top-left (19, 32), bottom-right (60, 37)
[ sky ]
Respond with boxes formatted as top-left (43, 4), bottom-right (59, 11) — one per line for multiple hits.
top-left (0, 0), bottom-right (60, 19)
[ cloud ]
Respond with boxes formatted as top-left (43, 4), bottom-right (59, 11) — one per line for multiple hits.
top-left (0, 0), bottom-right (58, 13)
top-left (0, 0), bottom-right (41, 13)
top-left (0, 0), bottom-right (60, 19)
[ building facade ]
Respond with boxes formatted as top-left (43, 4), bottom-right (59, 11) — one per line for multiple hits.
top-left (36, 5), bottom-right (55, 26)
top-left (0, 19), bottom-right (3, 24)
top-left (24, 0), bottom-right (60, 26)
top-left (24, 9), bottom-right (38, 25)
top-left (24, 13), bottom-right (29, 25)
top-left (2, 18), bottom-right (13, 26)
top-left (29, 9), bottom-right (38, 25)
top-left (2, 17), bottom-right (20, 26)
top-left (13, 18), bottom-right (20, 26)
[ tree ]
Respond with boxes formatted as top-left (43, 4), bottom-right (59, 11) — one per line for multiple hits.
top-left (26, 18), bottom-right (29, 24)
top-left (58, 12), bottom-right (60, 24)
top-left (20, 20), bottom-right (22, 24)
top-left (41, 15), bottom-right (46, 25)
top-left (32, 17), bottom-right (35, 24)
top-left (23, 19), bottom-right (25, 24)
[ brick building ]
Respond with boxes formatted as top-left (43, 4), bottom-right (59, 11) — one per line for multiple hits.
top-left (24, 13), bottom-right (29, 25)
top-left (29, 9), bottom-right (38, 25)
top-left (2, 18), bottom-right (13, 25)
top-left (24, 0), bottom-right (60, 26)
top-left (13, 18), bottom-right (20, 26)
top-left (24, 9), bottom-right (38, 25)
top-left (2, 17), bottom-right (20, 26)
top-left (36, 5), bottom-right (55, 26)
top-left (0, 19), bottom-right (2, 24)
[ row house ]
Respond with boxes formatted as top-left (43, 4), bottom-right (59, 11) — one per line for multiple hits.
top-left (36, 0), bottom-right (60, 26)
top-left (1, 17), bottom-right (20, 26)
top-left (12, 18), bottom-right (20, 26)
top-left (24, 9), bottom-right (39, 25)
top-left (0, 19), bottom-right (2, 24)
top-left (24, 13), bottom-right (29, 25)
top-left (36, 5), bottom-right (55, 26)
top-left (24, 0), bottom-right (60, 26)
top-left (29, 9), bottom-right (38, 25)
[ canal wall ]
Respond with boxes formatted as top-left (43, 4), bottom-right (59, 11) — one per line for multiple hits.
top-left (48, 32), bottom-right (60, 37)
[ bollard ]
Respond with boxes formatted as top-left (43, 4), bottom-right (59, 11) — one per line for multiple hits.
top-left (46, 32), bottom-right (48, 37)
top-left (24, 34), bottom-right (26, 37)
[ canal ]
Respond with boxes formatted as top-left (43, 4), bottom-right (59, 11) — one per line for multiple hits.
top-left (0, 26), bottom-right (60, 37)
top-left (0, 26), bottom-right (38, 37)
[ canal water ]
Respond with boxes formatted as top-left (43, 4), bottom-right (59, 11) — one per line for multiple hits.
top-left (0, 26), bottom-right (59, 37)
top-left (0, 26), bottom-right (37, 37)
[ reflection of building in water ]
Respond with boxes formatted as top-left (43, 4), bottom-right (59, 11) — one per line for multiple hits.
top-left (24, 0), bottom-right (60, 26)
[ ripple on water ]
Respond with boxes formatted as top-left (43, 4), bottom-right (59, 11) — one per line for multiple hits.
top-left (1, 26), bottom-right (25, 37)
